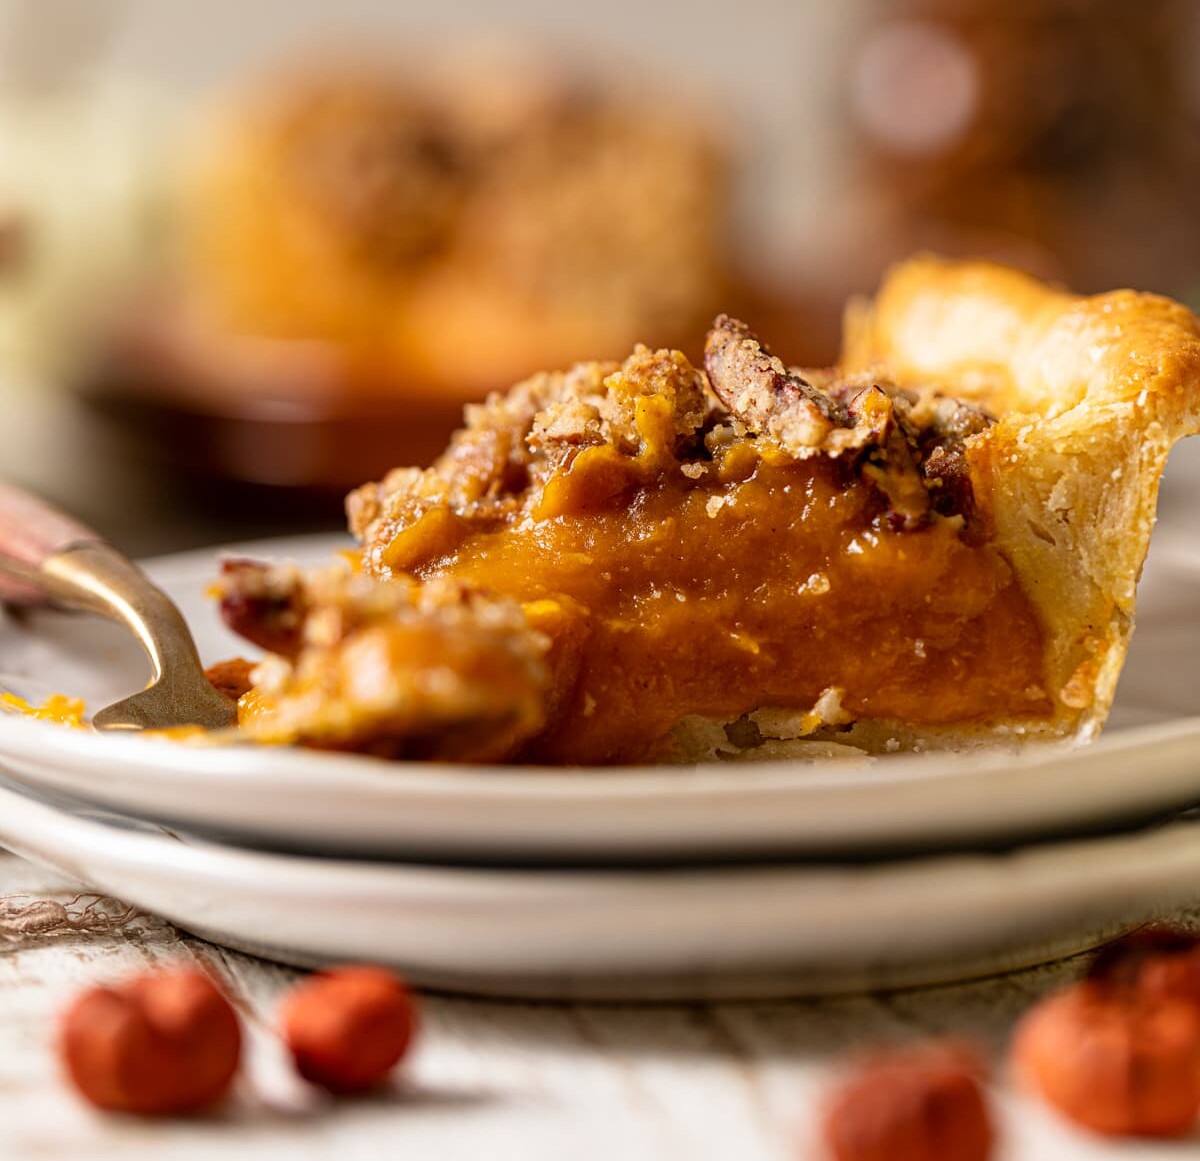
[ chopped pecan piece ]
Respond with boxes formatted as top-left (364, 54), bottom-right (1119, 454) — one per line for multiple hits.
top-left (704, 314), bottom-right (852, 455)
top-left (895, 393), bottom-right (995, 524)
top-left (705, 316), bottom-right (995, 528)
top-left (859, 419), bottom-right (932, 530)
top-left (214, 559), bottom-right (307, 658)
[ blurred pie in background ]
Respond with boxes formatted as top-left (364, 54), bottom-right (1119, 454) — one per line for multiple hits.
top-left (177, 54), bottom-right (733, 399)
top-left (77, 50), bottom-right (740, 497)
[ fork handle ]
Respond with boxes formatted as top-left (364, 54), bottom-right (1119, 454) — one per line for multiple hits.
top-left (0, 482), bottom-right (104, 605)
top-left (0, 483), bottom-right (201, 689)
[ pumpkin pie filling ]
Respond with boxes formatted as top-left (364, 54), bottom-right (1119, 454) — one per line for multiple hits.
top-left (397, 459), bottom-right (1048, 764)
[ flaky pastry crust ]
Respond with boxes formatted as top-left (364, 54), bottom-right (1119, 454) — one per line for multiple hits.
top-left (844, 255), bottom-right (1200, 740)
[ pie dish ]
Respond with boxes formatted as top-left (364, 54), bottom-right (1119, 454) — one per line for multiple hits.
top-left (212, 256), bottom-right (1200, 765)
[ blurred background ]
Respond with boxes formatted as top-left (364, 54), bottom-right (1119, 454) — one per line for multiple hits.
top-left (1, 0), bottom-right (1198, 555)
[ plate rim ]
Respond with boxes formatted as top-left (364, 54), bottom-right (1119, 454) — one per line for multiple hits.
top-left (1, 775), bottom-right (1197, 999)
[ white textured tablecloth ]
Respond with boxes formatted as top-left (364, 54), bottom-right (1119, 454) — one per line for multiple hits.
top-left (0, 853), bottom-right (1190, 1160)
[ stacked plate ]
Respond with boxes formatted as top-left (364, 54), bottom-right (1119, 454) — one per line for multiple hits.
top-left (1, 533), bottom-right (1199, 1001)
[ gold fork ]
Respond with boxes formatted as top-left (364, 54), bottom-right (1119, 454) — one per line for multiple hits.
top-left (0, 482), bottom-right (236, 731)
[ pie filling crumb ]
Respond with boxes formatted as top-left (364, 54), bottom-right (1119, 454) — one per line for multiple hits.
top-left (0, 693), bottom-right (87, 729)
top-left (216, 314), bottom-right (1054, 765)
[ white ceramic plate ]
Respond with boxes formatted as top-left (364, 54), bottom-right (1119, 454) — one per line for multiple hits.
top-left (2, 774), bottom-right (1198, 1001)
top-left (0, 533), bottom-right (1198, 864)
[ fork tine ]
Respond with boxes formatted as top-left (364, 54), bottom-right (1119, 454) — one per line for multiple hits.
top-left (92, 679), bottom-right (237, 733)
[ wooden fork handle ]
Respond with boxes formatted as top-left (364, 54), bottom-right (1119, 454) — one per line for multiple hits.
top-left (0, 482), bottom-right (104, 606)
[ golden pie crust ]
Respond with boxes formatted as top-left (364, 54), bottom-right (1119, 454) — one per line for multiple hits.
top-left (843, 255), bottom-right (1200, 744)
top-left (214, 256), bottom-right (1200, 764)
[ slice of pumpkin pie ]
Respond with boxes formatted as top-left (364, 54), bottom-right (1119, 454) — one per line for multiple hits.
top-left (217, 256), bottom-right (1200, 764)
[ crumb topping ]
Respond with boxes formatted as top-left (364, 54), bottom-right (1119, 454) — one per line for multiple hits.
top-left (349, 316), bottom-right (996, 575)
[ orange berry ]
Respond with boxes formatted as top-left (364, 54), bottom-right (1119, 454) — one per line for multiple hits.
top-left (822, 1041), bottom-right (994, 1161)
top-left (59, 968), bottom-right (241, 1115)
top-left (281, 965), bottom-right (416, 1094)
top-left (1012, 981), bottom-right (1200, 1137)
